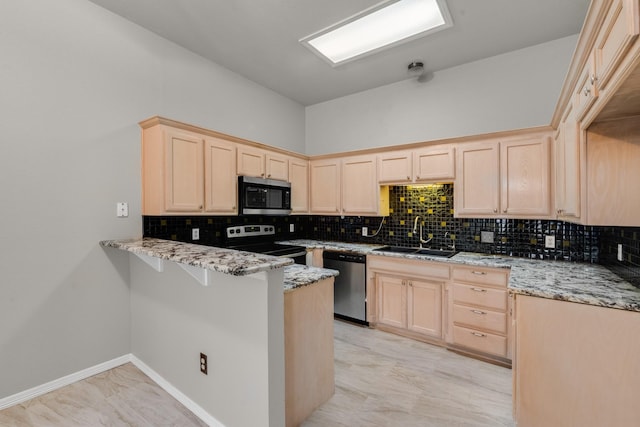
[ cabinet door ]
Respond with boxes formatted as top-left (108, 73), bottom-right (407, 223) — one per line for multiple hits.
top-left (378, 150), bottom-right (412, 183)
top-left (455, 142), bottom-right (500, 216)
top-left (310, 159), bottom-right (341, 214)
top-left (266, 153), bottom-right (288, 181)
top-left (204, 137), bottom-right (237, 214)
top-left (164, 129), bottom-right (204, 212)
top-left (500, 136), bottom-right (551, 216)
top-left (341, 155), bottom-right (378, 215)
top-left (556, 101), bottom-right (581, 220)
top-left (289, 158), bottom-right (309, 213)
top-left (414, 146), bottom-right (455, 182)
top-left (376, 274), bottom-right (406, 329)
top-left (237, 145), bottom-right (265, 178)
top-left (407, 279), bottom-right (442, 339)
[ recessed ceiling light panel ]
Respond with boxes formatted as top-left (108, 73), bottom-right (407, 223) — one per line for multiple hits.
top-left (300, 0), bottom-right (453, 66)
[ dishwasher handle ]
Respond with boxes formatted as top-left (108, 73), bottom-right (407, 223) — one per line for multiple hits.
top-left (322, 250), bottom-right (366, 264)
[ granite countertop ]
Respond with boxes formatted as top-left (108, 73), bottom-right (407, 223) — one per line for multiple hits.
top-left (283, 264), bottom-right (339, 293)
top-left (280, 239), bottom-right (640, 313)
top-left (100, 238), bottom-right (293, 276)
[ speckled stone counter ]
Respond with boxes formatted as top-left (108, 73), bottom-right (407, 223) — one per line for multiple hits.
top-left (283, 264), bottom-right (339, 293)
top-left (280, 239), bottom-right (640, 312)
top-left (100, 238), bottom-right (293, 276)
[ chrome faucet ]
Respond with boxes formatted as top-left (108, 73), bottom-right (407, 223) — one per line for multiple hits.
top-left (413, 216), bottom-right (432, 248)
top-left (444, 231), bottom-right (456, 251)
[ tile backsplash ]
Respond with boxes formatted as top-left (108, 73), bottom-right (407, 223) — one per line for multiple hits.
top-left (142, 184), bottom-right (640, 288)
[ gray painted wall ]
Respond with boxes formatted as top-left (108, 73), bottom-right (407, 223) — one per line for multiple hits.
top-left (129, 258), bottom-right (285, 427)
top-left (0, 0), bottom-right (303, 400)
top-left (305, 35), bottom-right (578, 155)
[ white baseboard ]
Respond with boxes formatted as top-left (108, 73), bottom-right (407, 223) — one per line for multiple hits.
top-left (0, 354), bottom-right (131, 410)
top-left (130, 355), bottom-right (224, 427)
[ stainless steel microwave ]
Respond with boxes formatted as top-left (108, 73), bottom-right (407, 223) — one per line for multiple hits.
top-left (238, 176), bottom-right (291, 215)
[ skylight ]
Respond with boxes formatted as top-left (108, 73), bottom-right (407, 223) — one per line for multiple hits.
top-left (300, 0), bottom-right (453, 66)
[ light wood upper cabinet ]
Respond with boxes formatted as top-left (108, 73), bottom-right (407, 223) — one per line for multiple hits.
top-left (500, 136), bottom-right (552, 216)
top-left (204, 137), bottom-right (237, 214)
top-left (164, 129), bottom-right (205, 212)
top-left (414, 145), bottom-right (455, 182)
top-left (455, 141), bottom-right (500, 216)
top-left (142, 124), bottom-right (239, 215)
top-left (266, 153), bottom-right (289, 181)
top-left (341, 155), bottom-right (380, 215)
top-left (237, 145), bottom-right (265, 178)
top-left (378, 150), bottom-right (412, 183)
top-left (289, 157), bottom-right (309, 213)
top-left (455, 132), bottom-right (553, 218)
top-left (309, 158), bottom-right (341, 215)
top-left (142, 125), bottom-right (205, 215)
top-left (377, 146), bottom-right (455, 184)
top-left (237, 145), bottom-right (289, 181)
top-left (555, 100), bottom-right (582, 221)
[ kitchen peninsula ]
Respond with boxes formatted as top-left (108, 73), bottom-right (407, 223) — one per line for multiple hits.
top-left (100, 238), bottom-right (337, 427)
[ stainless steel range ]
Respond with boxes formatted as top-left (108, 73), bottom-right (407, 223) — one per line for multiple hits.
top-left (224, 224), bottom-right (307, 264)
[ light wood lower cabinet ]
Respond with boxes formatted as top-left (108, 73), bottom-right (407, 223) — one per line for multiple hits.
top-left (368, 255), bottom-right (448, 343)
top-left (513, 294), bottom-right (640, 427)
top-left (447, 265), bottom-right (511, 363)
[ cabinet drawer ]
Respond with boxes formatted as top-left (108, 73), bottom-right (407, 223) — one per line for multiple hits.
top-left (452, 304), bottom-right (507, 334)
top-left (452, 325), bottom-right (508, 358)
top-left (452, 267), bottom-right (508, 288)
top-left (452, 283), bottom-right (508, 311)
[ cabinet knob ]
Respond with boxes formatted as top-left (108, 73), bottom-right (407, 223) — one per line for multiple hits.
top-left (471, 309), bottom-right (487, 315)
top-left (493, 209), bottom-right (498, 213)
top-left (470, 331), bottom-right (487, 338)
top-left (198, 205), bottom-right (203, 209)
top-left (407, 176), bottom-right (411, 180)
top-left (261, 173), bottom-right (265, 177)
top-left (267, 174), bottom-right (271, 178)
top-left (416, 176), bottom-right (420, 180)
top-left (583, 87), bottom-right (590, 96)
top-left (590, 74), bottom-right (597, 85)
top-left (503, 209), bottom-right (507, 213)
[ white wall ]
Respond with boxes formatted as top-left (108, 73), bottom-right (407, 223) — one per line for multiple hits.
top-left (0, 0), bottom-right (303, 400)
top-left (305, 35), bottom-right (578, 155)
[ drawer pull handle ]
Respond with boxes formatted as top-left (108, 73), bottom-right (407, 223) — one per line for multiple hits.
top-left (470, 287), bottom-right (487, 292)
top-left (471, 309), bottom-right (487, 315)
top-left (471, 332), bottom-right (486, 338)
top-left (472, 271), bottom-right (487, 275)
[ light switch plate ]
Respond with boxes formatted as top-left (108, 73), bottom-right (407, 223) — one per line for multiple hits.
top-left (545, 235), bottom-right (555, 248)
top-left (192, 228), bottom-right (200, 240)
top-left (116, 202), bottom-right (128, 217)
top-left (289, 224), bottom-right (295, 232)
top-left (480, 231), bottom-right (493, 243)
top-left (362, 227), bottom-right (368, 236)
top-left (618, 244), bottom-right (623, 261)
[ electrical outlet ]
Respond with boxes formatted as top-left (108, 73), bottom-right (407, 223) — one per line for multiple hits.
top-left (362, 227), bottom-right (368, 236)
top-left (116, 202), bottom-right (128, 217)
top-left (289, 223), bottom-right (295, 233)
top-left (545, 235), bottom-right (555, 249)
top-left (480, 231), bottom-right (494, 243)
top-left (200, 352), bottom-right (208, 375)
top-left (618, 244), bottom-right (623, 261)
top-left (192, 228), bottom-right (200, 240)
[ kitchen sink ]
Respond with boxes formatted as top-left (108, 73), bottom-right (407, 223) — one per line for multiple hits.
top-left (373, 246), bottom-right (458, 258)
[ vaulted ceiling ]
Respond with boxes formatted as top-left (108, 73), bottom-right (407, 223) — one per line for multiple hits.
top-left (87, 0), bottom-right (591, 106)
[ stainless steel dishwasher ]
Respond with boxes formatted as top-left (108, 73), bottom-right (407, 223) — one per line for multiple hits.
top-left (322, 250), bottom-right (367, 325)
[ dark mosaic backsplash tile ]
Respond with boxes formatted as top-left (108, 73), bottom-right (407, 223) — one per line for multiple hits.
top-left (599, 226), bottom-right (640, 288)
top-left (143, 183), bottom-right (640, 287)
top-left (143, 215), bottom-right (314, 247)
